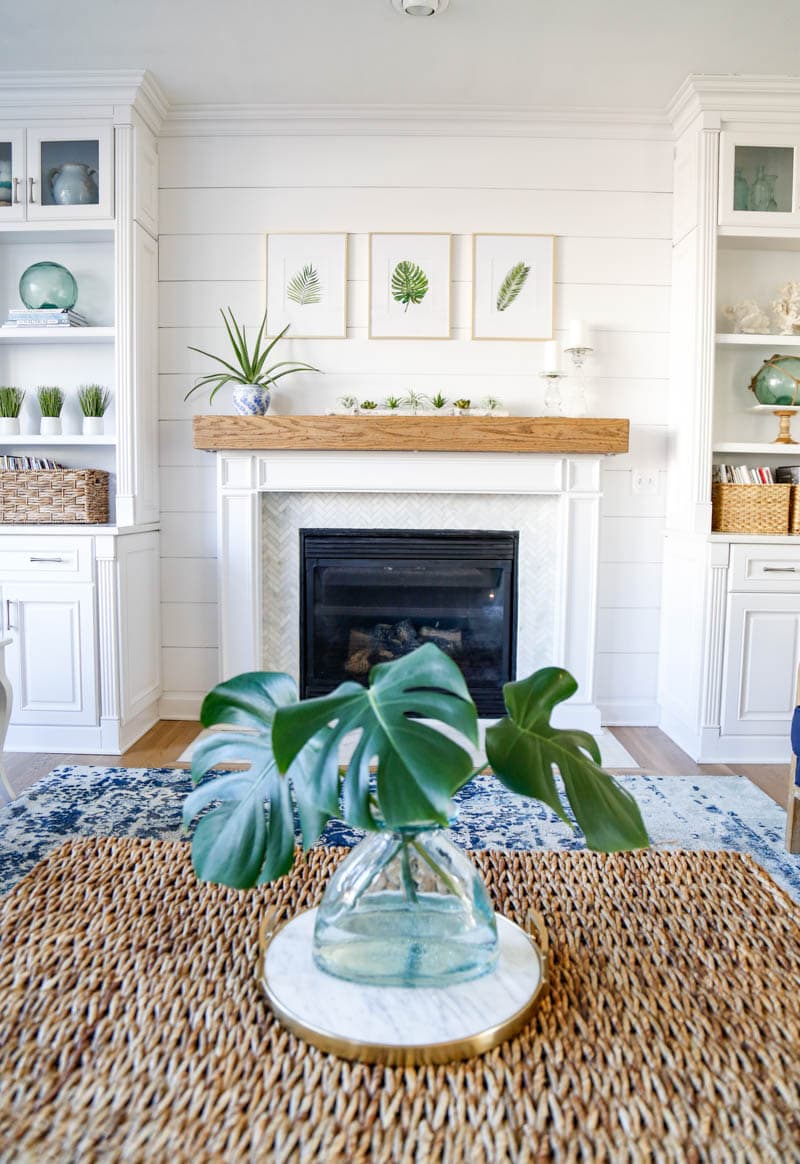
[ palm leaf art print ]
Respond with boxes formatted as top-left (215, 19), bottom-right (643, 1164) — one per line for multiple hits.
top-left (286, 264), bottom-right (322, 306)
top-left (496, 260), bottom-right (531, 312)
top-left (391, 260), bottom-right (429, 311)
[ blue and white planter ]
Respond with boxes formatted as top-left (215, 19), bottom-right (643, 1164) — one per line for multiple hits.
top-left (232, 385), bottom-right (271, 416)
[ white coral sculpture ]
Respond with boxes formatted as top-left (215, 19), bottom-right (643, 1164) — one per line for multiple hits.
top-left (772, 282), bottom-right (800, 335)
top-left (723, 300), bottom-right (771, 334)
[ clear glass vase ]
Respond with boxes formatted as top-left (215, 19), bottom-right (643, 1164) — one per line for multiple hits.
top-left (313, 827), bottom-right (499, 988)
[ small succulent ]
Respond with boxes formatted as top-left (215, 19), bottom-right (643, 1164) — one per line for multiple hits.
top-left (384, 395), bottom-right (402, 411)
top-left (0, 387), bottom-right (24, 418)
top-left (360, 400), bottom-right (378, 411)
top-left (78, 384), bottom-right (112, 417)
top-left (402, 390), bottom-right (425, 413)
top-left (37, 386), bottom-right (64, 417)
top-left (336, 394), bottom-right (359, 413)
top-left (453, 398), bottom-right (471, 411)
top-left (481, 396), bottom-right (503, 413)
top-left (429, 392), bottom-right (449, 410)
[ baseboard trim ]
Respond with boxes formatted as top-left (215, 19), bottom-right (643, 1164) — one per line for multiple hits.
top-left (159, 693), bottom-right (204, 720)
top-left (598, 700), bottom-right (660, 727)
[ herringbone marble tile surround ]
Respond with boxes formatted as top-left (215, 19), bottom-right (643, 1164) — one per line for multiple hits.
top-left (261, 492), bottom-right (558, 680)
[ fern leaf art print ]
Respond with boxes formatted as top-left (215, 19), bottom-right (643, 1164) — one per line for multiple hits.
top-left (496, 261), bottom-right (531, 312)
top-left (286, 264), bottom-right (322, 306)
top-left (391, 260), bottom-right (429, 311)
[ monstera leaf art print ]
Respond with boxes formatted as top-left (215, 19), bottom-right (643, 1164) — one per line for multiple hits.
top-left (391, 260), bottom-right (429, 311)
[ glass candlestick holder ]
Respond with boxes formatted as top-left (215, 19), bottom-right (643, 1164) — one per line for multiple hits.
top-left (540, 372), bottom-right (566, 414)
top-left (560, 344), bottom-right (594, 418)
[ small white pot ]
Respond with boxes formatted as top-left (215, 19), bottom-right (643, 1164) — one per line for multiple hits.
top-left (0, 417), bottom-right (20, 436)
top-left (40, 416), bottom-right (62, 437)
top-left (82, 416), bottom-right (105, 437)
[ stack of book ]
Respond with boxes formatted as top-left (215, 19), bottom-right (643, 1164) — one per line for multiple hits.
top-left (2, 308), bottom-right (88, 329)
top-left (0, 455), bottom-right (63, 470)
top-left (713, 464), bottom-right (776, 484)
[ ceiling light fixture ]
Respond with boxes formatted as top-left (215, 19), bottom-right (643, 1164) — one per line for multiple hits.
top-left (391, 0), bottom-right (450, 15)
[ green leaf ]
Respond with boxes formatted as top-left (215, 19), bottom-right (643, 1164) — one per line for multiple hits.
top-left (182, 671), bottom-right (339, 888)
top-left (391, 260), bottom-right (429, 312)
top-left (486, 668), bottom-right (649, 852)
top-left (496, 261), bottom-right (530, 312)
top-left (287, 264), bottom-right (322, 306)
top-left (272, 643), bottom-right (478, 829)
top-left (185, 313), bottom-right (320, 403)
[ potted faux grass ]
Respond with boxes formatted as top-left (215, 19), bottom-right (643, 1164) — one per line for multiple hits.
top-left (37, 386), bottom-right (64, 437)
top-left (0, 386), bottom-right (24, 436)
top-left (78, 384), bottom-right (111, 436)
top-left (185, 309), bottom-right (319, 416)
top-left (184, 645), bottom-right (648, 989)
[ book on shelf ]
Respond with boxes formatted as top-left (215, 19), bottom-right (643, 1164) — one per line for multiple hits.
top-left (2, 308), bottom-right (89, 328)
top-left (775, 465), bottom-right (800, 484)
top-left (0, 455), bottom-right (63, 470)
top-left (713, 464), bottom-right (778, 484)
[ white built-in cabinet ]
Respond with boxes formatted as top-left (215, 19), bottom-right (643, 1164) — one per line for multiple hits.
top-left (0, 73), bottom-right (166, 753)
top-left (660, 78), bottom-right (800, 762)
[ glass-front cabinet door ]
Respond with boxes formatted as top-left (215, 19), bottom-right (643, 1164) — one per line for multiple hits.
top-left (25, 126), bottom-right (113, 221)
top-left (0, 130), bottom-right (25, 224)
top-left (719, 132), bottom-right (800, 227)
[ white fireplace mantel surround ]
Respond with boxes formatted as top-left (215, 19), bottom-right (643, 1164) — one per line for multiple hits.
top-left (216, 449), bottom-right (605, 732)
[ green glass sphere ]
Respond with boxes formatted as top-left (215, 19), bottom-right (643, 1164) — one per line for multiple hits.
top-left (19, 261), bottom-right (78, 311)
top-left (749, 355), bottom-right (800, 407)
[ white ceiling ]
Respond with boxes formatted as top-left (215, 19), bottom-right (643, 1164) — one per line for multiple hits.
top-left (1, 0), bottom-right (800, 111)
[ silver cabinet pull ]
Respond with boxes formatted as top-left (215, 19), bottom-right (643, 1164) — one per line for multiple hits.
top-left (28, 176), bottom-right (36, 203)
top-left (29, 556), bottom-right (64, 564)
top-left (763, 566), bottom-right (800, 573)
top-left (12, 177), bottom-right (20, 205)
top-left (5, 600), bottom-right (15, 631)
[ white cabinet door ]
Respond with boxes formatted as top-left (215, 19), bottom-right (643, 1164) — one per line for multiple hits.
top-left (25, 126), bottom-right (113, 221)
top-left (0, 129), bottom-right (25, 224)
top-left (721, 593), bottom-right (800, 736)
top-left (719, 131), bottom-right (800, 228)
top-left (2, 581), bottom-right (97, 726)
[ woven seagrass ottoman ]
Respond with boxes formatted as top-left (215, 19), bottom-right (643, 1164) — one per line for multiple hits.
top-left (1, 837), bottom-right (799, 1162)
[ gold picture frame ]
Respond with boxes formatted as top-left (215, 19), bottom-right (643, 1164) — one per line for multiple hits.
top-left (369, 232), bottom-right (452, 340)
top-left (472, 233), bottom-right (555, 341)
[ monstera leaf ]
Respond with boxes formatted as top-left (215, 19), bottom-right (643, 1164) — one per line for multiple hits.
top-left (182, 672), bottom-right (339, 888)
top-left (286, 264), bottom-right (322, 306)
top-left (486, 668), bottom-right (649, 852)
top-left (496, 261), bottom-right (530, 312)
top-left (272, 643), bottom-right (478, 829)
top-left (391, 260), bottom-right (429, 311)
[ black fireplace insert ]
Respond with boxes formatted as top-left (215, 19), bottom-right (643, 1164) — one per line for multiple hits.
top-left (300, 529), bottom-right (518, 716)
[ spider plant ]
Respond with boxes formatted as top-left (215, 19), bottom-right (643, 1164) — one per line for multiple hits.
top-left (37, 386), bottom-right (64, 417)
top-left (0, 387), bottom-right (24, 418)
top-left (184, 310), bottom-right (319, 403)
top-left (482, 396), bottom-right (503, 413)
top-left (402, 390), bottom-right (426, 414)
top-left (336, 394), bottom-right (359, 413)
top-left (77, 384), bottom-right (112, 417)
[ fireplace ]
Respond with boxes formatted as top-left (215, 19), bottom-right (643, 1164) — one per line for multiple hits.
top-left (300, 529), bottom-right (518, 716)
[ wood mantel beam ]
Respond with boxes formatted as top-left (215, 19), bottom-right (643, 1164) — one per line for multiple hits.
top-left (193, 415), bottom-right (629, 454)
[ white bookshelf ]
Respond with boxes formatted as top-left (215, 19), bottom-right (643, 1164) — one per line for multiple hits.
top-left (0, 434), bottom-right (115, 446)
top-left (0, 327), bottom-right (115, 344)
top-left (715, 332), bottom-right (800, 347)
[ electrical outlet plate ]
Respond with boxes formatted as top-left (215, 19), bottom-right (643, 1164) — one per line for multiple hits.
top-left (631, 469), bottom-right (659, 495)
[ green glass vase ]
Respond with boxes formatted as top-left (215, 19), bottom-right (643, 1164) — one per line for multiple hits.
top-left (313, 827), bottom-right (499, 988)
top-left (19, 261), bottom-right (78, 311)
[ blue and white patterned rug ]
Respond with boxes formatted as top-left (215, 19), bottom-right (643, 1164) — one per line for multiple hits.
top-left (1, 765), bottom-right (799, 901)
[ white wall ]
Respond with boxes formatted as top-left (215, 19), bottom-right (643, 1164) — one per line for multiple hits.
top-left (157, 124), bottom-right (672, 723)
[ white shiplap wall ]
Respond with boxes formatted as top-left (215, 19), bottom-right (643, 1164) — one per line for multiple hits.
top-left (157, 125), bottom-right (671, 723)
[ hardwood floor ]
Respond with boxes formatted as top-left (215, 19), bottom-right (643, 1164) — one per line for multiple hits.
top-left (2, 721), bottom-right (791, 809)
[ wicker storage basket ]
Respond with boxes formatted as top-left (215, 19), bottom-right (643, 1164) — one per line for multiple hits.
top-left (0, 469), bottom-right (109, 524)
top-left (790, 485), bottom-right (800, 536)
top-left (711, 482), bottom-right (791, 535)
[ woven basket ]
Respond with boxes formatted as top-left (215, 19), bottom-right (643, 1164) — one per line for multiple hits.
top-left (0, 469), bottom-right (109, 524)
top-left (711, 482), bottom-right (792, 535)
top-left (790, 486), bottom-right (800, 536)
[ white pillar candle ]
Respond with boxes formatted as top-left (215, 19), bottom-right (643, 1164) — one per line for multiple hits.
top-left (542, 339), bottom-right (561, 374)
top-left (567, 320), bottom-right (592, 350)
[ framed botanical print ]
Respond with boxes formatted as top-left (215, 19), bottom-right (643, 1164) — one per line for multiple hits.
top-left (369, 233), bottom-right (451, 339)
top-left (266, 232), bottom-right (348, 338)
top-left (472, 234), bottom-right (555, 341)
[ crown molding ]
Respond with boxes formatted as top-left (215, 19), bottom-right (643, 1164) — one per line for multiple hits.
top-left (161, 101), bottom-right (671, 139)
top-left (669, 74), bottom-right (800, 137)
top-left (0, 70), bottom-right (168, 134)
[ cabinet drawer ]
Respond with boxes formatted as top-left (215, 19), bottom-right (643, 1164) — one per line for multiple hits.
top-left (0, 538), bottom-right (93, 581)
top-left (729, 544), bottom-right (800, 592)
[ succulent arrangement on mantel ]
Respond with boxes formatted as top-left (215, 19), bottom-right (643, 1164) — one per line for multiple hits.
top-left (328, 393), bottom-right (508, 416)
